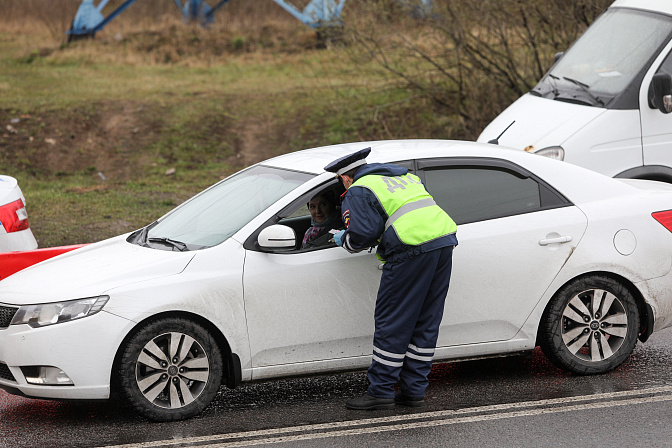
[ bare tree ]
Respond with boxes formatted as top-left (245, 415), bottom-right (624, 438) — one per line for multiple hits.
top-left (345, 0), bottom-right (612, 138)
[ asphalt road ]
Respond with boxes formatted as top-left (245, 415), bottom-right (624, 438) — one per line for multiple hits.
top-left (2, 327), bottom-right (672, 448)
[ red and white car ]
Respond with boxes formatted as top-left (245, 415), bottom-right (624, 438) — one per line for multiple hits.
top-left (0, 175), bottom-right (37, 253)
top-left (0, 176), bottom-right (85, 281)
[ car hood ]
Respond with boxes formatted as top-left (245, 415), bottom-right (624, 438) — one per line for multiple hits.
top-left (476, 94), bottom-right (606, 151)
top-left (0, 235), bottom-right (195, 305)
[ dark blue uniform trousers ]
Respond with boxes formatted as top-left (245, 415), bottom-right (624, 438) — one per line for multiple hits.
top-left (368, 245), bottom-right (454, 399)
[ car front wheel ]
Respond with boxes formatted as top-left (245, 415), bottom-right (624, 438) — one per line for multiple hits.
top-left (540, 275), bottom-right (640, 375)
top-left (118, 317), bottom-right (223, 421)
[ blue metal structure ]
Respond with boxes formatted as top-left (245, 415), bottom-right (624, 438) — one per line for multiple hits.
top-left (67, 0), bottom-right (232, 39)
top-left (67, 0), bottom-right (432, 40)
top-left (67, 0), bottom-right (139, 39)
top-left (173, 0), bottom-right (233, 25)
top-left (273, 0), bottom-right (346, 28)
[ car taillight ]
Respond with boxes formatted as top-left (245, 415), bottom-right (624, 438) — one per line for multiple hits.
top-left (653, 210), bottom-right (672, 233)
top-left (0, 199), bottom-right (30, 233)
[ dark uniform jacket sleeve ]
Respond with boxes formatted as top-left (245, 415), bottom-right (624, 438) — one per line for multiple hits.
top-left (340, 187), bottom-right (386, 253)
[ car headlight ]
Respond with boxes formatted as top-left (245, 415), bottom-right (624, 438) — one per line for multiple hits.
top-left (10, 296), bottom-right (109, 328)
top-left (534, 146), bottom-right (565, 161)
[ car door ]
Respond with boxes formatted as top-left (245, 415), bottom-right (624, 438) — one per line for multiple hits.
top-left (417, 158), bottom-right (588, 346)
top-left (243, 245), bottom-right (380, 371)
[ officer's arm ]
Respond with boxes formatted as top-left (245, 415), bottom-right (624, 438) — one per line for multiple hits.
top-left (341, 192), bottom-right (384, 253)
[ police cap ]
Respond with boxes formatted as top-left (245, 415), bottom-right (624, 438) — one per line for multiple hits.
top-left (324, 147), bottom-right (371, 175)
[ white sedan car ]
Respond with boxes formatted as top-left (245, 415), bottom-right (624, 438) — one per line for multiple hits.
top-left (0, 175), bottom-right (37, 253)
top-left (1, 140), bottom-right (672, 421)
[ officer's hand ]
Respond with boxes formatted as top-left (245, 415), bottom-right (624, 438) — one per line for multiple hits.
top-left (333, 230), bottom-right (345, 247)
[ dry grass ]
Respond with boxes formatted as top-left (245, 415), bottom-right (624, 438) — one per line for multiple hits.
top-left (1, 0), bottom-right (352, 66)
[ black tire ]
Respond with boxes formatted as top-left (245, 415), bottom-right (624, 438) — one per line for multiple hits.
top-left (118, 317), bottom-right (223, 421)
top-left (539, 275), bottom-right (639, 375)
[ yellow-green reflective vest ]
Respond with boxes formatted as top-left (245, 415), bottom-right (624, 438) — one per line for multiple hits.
top-left (352, 173), bottom-right (457, 246)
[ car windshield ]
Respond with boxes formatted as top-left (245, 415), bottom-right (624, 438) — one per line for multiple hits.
top-left (538, 8), bottom-right (672, 101)
top-left (135, 165), bottom-right (313, 250)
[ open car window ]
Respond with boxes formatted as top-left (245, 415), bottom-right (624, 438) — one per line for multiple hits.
top-left (244, 160), bottom-right (416, 253)
top-left (277, 160), bottom-right (413, 251)
top-left (244, 179), bottom-right (345, 252)
top-left (277, 181), bottom-right (346, 251)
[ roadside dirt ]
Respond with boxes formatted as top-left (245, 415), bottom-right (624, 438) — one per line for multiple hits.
top-left (1, 102), bottom-right (155, 178)
top-left (0, 100), bottom-right (288, 180)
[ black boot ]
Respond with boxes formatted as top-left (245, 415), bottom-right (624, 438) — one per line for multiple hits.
top-left (395, 393), bottom-right (425, 407)
top-left (345, 393), bottom-right (394, 410)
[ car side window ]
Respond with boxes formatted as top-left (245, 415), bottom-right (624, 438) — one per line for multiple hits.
top-left (421, 164), bottom-right (568, 225)
top-left (274, 181), bottom-right (346, 251)
top-left (266, 161), bottom-right (413, 252)
top-left (245, 161), bottom-right (416, 252)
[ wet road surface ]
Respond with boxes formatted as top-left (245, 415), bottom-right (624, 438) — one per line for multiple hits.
top-left (2, 327), bottom-right (672, 448)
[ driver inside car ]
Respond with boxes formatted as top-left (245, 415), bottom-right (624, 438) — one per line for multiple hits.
top-left (301, 190), bottom-right (344, 249)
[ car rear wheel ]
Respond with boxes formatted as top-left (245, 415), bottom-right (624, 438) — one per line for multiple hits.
top-left (118, 317), bottom-right (223, 421)
top-left (540, 275), bottom-right (639, 375)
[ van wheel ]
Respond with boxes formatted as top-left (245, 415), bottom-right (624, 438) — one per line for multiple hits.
top-left (118, 317), bottom-right (222, 421)
top-left (539, 275), bottom-right (639, 375)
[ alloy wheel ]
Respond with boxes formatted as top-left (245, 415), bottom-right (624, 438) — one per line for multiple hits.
top-left (561, 288), bottom-right (628, 362)
top-left (135, 331), bottom-right (210, 409)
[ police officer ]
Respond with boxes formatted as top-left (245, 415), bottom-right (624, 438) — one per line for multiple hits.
top-left (325, 147), bottom-right (458, 410)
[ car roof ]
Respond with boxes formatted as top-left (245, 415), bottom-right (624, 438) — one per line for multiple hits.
top-left (260, 139), bottom-right (532, 175)
top-left (258, 139), bottom-right (641, 204)
top-left (611, 0), bottom-right (672, 16)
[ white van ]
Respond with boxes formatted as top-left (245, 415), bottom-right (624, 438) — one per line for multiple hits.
top-left (477, 0), bottom-right (672, 182)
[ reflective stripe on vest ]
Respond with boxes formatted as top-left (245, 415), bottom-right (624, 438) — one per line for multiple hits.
top-left (352, 173), bottom-right (457, 246)
top-left (384, 197), bottom-right (436, 231)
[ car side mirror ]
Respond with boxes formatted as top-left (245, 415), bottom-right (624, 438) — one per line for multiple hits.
top-left (553, 52), bottom-right (563, 64)
top-left (258, 224), bottom-right (296, 249)
top-left (652, 73), bottom-right (672, 114)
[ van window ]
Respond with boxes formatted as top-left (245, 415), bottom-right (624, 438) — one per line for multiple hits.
top-left (544, 8), bottom-right (672, 98)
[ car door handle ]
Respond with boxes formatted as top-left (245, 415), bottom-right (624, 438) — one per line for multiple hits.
top-left (539, 235), bottom-right (572, 246)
